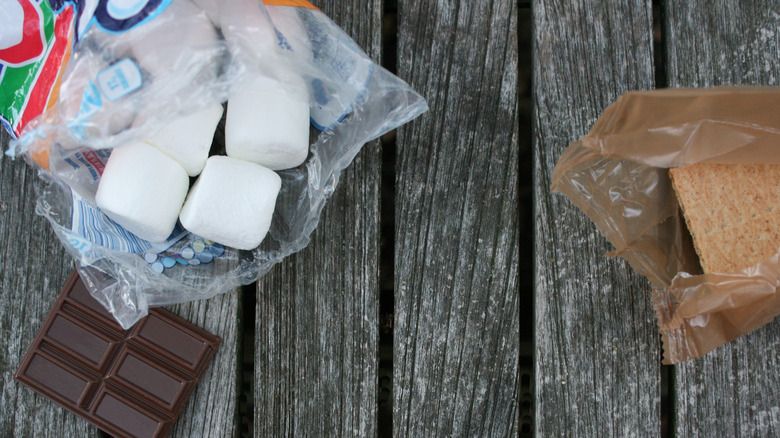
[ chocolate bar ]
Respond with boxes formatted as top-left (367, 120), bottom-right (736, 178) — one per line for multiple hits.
top-left (14, 270), bottom-right (220, 438)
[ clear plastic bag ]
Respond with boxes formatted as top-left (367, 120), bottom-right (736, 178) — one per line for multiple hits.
top-left (5, 0), bottom-right (427, 328)
top-left (551, 87), bottom-right (780, 363)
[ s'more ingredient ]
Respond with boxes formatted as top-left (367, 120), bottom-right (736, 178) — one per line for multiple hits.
top-left (669, 163), bottom-right (780, 274)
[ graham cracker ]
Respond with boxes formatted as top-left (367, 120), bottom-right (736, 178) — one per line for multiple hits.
top-left (669, 163), bottom-right (780, 274)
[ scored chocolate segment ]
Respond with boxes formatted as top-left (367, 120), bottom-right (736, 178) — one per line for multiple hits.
top-left (65, 274), bottom-right (125, 333)
top-left (14, 270), bottom-right (220, 438)
top-left (44, 313), bottom-right (123, 372)
top-left (131, 312), bottom-right (213, 375)
top-left (106, 345), bottom-right (194, 412)
top-left (22, 351), bottom-right (100, 408)
top-left (91, 384), bottom-right (172, 438)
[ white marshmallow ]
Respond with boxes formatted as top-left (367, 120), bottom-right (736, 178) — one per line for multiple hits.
top-left (190, 0), bottom-right (222, 26)
top-left (179, 156), bottom-right (281, 250)
top-left (221, 0), bottom-right (313, 74)
top-left (127, 0), bottom-right (218, 78)
top-left (220, 0), bottom-right (280, 64)
top-left (96, 141), bottom-right (190, 242)
top-left (226, 75), bottom-right (310, 170)
top-left (266, 5), bottom-right (313, 62)
top-left (144, 104), bottom-right (224, 176)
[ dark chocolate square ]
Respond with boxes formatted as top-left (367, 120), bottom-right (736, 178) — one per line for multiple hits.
top-left (14, 270), bottom-right (221, 438)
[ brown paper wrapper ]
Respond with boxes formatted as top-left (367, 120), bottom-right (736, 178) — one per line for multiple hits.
top-left (551, 86), bottom-right (780, 364)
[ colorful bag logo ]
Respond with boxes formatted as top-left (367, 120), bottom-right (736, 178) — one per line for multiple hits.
top-left (90, 0), bottom-right (169, 32)
top-left (0, 0), bottom-right (169, 140)
top-left (0, 0), bottom-right (75, 138)
top-left (0, 0), bottom-right (47, 67)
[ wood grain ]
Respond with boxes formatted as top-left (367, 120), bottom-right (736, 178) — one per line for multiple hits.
top-left (533, 1), bottom-right (661, 435)
top-left (0, 132), bottom-right (100, 437)
top-left (664, 1), bottom-right (780, 435)
top-left (253, 1), bottom-right (382, 436)
top-left (168, 294), bottom-right (241, 437)
top-left (394, 1), bottom-right (520, 436)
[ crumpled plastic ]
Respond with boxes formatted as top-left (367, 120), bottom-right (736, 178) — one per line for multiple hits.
top-left (551, 86), bottom-right (780, 363)
top-left (3, 0), bottom-right (427, 328)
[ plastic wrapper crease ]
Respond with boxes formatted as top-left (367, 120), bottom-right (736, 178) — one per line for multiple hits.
top-left (551, 86), bottom-right (780, 364)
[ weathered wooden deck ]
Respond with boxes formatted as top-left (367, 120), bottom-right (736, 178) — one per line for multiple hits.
top-left (1, 1), bottom-right (520, 437)
top-left (4, 0), bottom-right (779, 437)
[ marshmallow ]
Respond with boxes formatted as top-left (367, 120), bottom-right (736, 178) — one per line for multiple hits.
top-left (179, 156), bottom-right (281, 250)
top-left (226, 75), bottom-right (310, 170)
top-left (221, 0), bottom-right (313, 73)
top-left (126, 0), bottom-right (218, 78)
top-left (220, 0), bottom-right (280, 63)
top-left (191, 0), bottom-right (222, 26)
top-left (96, 141), bottom-right (190, 242)
top-left (266, 5), bottom-right (313, 62)
top-left (143, 104), bottom-right (224, 176)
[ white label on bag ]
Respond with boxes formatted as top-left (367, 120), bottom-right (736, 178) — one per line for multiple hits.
top-left (96, 58), bottom-right (142, 102)
top-left (67, 58), bottom-right (143, 139)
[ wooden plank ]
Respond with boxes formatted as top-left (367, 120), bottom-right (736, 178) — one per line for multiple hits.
top-left (533, 1), bottom-right (661, 436)
top-left (167, 293), bottom-right (241, 437)
top-left (0, 133), bottom-right (100, 437)
top-left (394, 1), bottom-right (519, 436)
top-left (663, 2), bottom-right (780, 436)
top-left (253, 1), bottom-right (382, 436)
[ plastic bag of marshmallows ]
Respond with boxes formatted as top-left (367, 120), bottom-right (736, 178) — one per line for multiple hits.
top-left (1, 0), bottom-right (427, 328)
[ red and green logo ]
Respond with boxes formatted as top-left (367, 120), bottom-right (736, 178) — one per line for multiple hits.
top-left (0, 0), bottom-right (76, 138)
top-left (1, 0), bottom-right (173, 140)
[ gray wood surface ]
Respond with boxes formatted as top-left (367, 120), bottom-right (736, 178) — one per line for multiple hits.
top-left (253, 1), bottom-right (382, 436)
top-left (664, 1), bottom-right (780, 436)
top-left (533, 1), bottom-right (662, 436)
top-left (168, 294), bottom-right (241, 437)
top-left (0, 132), bottom-right (99, 437)
top-left (393, 1), bottom-right (520, 436)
